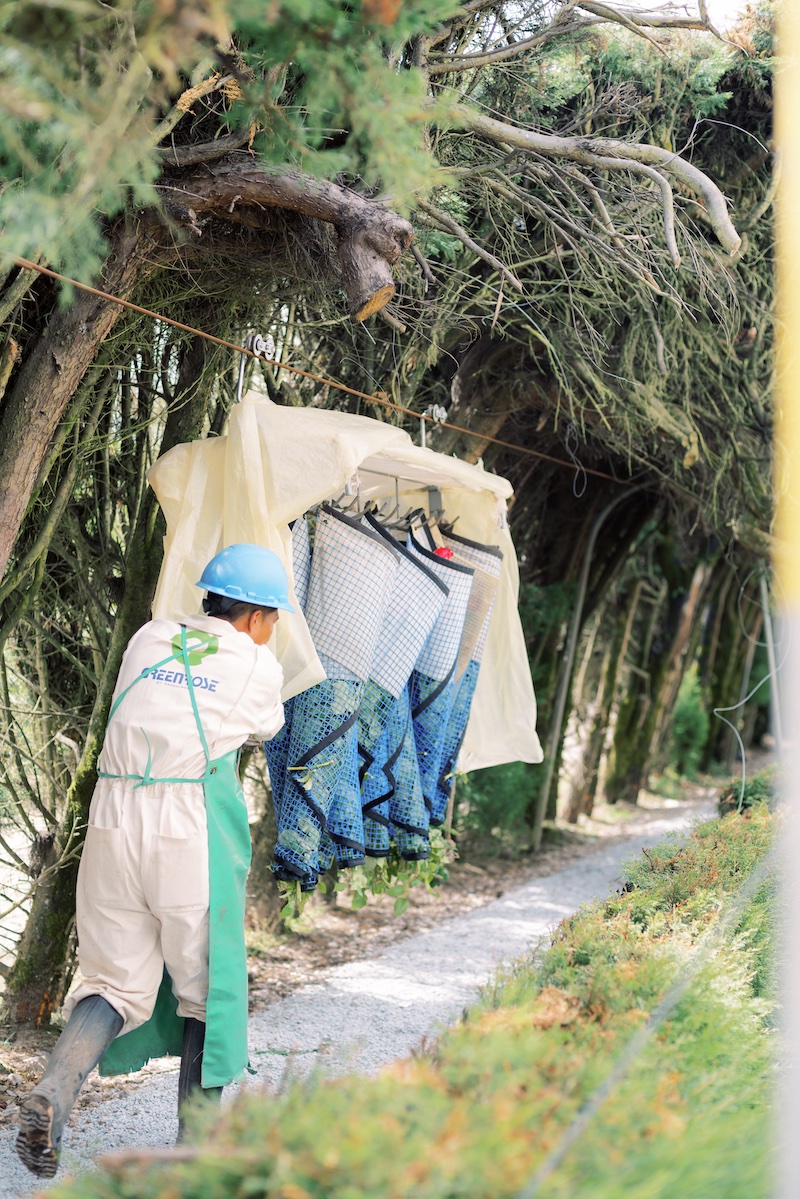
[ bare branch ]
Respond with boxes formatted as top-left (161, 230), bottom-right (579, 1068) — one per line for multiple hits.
top-left (416, 199), bottom-right (524, 292)
top-left (447, 105), bottom-right (741, 256)
top-left (589, 155), bottom-right (681, 266)
top-left (157, 129), bottom-right (253, 168)
top-left (159, 158), bottom-right (414, 320)
top-left (564, 167), bottom-right (627, 253)
top-left (150, 66), bottom-right (234, 147)
top-left (428, 17), bottom-right (594, 74)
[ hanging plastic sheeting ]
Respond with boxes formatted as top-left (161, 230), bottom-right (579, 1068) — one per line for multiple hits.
top-left (262, 517), bottom-right (312, 819)
top-left (345, 512), bottom-right (449, 858)
top-left (405, 533), bottom-right (474, 824)
top-left (272, 506), bottom-right (398, 886)
top-left (147, 395), bottom-right (541, 766)
top-left (431, 530), bottom-right (504, 823)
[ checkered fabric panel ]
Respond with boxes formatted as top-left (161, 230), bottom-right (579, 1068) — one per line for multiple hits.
top-left (443, 533), bottom-right (504, 666)
top-left (305, 507), bottom-right (399, 681)
top-left (263, 694), bottom-right (295, 815)
top-left (433, 657), bottom-right (481, 823)
top-left (326, 723), bottom-right (365, 865)
top-left (406, 532), bottom-right (474, 681)
top-left (450, 563), bottom-right (498, 683)
top-left (388, 686), bottom-right (431, 859)
top-left (318, 831), bottom-right (336, 875)
top-left (361, 710), bottom-right (393, 858)
top-left (409, 668), bottom-right (458, 825)
top-left (271, 676), bottom-right (362, 887)
top-left (362, 516), bottom-right (449, 697)
top-left (291, 517), bottom-right (312, 614)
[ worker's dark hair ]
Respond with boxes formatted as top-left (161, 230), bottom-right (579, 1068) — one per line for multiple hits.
top-left (202, 593), bottom-right (277, 622)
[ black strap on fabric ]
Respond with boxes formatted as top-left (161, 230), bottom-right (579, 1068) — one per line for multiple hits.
top-left (293, 709), bottom-right (360, 769)
top-left (272, 853), bottom-right (315, 884)
top-left (441, 526), bottom-right (504, 559)
top-left (391, 817), bottom-right (429, 837)
top-left (363, 789), bottom-right (393, 827)
top-left (327, 832), bottom-right (365, 854)
top-left (362, 716), bottom-right (404, 826)
top-left (357, 742), bottom-right (374, 787)
top-left (362, 511), bottom-right (449, 593)
top-left (292, 782), bottom-right (327, 829)
top-left (411, 664), bottom-right (455, 720)
top-left (289, 707), bottom-right (361, 831)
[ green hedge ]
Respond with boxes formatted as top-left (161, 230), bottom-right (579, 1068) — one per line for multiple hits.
top-left (55, 805), bottom-right (775, 1199)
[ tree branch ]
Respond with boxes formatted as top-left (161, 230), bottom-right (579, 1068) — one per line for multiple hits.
top-left (448, 105), bottom-right (741, 256)
top-left (427, 17), bottom-right (594, 73)
top-left (590, 155), bottom-right (681, 266)
top-left (159, 157), bottom-right (414, 319)
top-left (157, 128), bottom-right (253, 167)
top-left (416, 199), bottom-right (524, 292)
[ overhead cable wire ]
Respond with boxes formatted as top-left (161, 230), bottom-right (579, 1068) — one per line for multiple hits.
top-left (8, 254), bottom-right (638, 489)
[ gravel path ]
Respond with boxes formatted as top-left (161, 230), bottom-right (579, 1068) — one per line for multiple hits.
top-left (0, 804), bottom-right (710, 1197)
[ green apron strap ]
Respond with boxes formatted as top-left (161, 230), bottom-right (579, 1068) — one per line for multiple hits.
top-left (107, 648), bottom-right (182, 722)
top-left (99, 626), bottom-right (216, 788)
top-left (178, 624), bottom-right (213, 772)
top-left (107, 629), bottom-right (215, 722)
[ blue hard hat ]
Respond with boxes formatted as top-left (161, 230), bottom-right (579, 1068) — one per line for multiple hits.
top-left (197, 544), bottom-right (295, 613)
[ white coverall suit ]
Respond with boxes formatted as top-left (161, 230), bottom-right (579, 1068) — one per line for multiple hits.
top-left (64, 614), bottom-right (284, 1035)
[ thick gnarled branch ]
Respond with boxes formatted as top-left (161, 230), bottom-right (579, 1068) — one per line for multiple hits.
top-left (159, 157), bottom-right (414, 319)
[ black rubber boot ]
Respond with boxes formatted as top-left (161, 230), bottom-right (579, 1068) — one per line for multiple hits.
top-left (177, 1017), bottom-right (222, 1143)
top-left (16, 994), bottom-right (123, 1178)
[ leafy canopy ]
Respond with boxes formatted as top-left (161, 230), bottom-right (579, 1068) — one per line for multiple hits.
top-left (0, 0), bottom-right (458, 278)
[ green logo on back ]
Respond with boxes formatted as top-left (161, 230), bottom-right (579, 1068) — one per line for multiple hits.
top-left (172, 631), bottom-right (219, 666)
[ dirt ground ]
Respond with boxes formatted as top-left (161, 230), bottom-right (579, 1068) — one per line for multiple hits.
top-left (0, 783), bottom-right (718, 1129)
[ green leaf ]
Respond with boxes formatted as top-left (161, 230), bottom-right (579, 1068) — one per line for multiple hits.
top-left (393, 896), bottom-right (409, 915)
top-left (351, 891), bottom-right (368, 910)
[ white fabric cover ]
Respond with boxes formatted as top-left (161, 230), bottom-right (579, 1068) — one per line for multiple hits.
top-left (366, 530), bottom-right (448, 697)
top-left (406, 533), bottom-right (474, 681)
top-left (66, 776), bottom-right (213, 1032)
top-left (305, 508), bottom-right (398, 680)
top-left (147, 394), bottom-right (541, 770)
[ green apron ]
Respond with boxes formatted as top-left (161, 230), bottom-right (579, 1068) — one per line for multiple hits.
top-left (96, 624), bottom-right (252, 1089)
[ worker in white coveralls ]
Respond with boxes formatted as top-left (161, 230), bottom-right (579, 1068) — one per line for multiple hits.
top-left (16, 543), bottom-right (292, 1179)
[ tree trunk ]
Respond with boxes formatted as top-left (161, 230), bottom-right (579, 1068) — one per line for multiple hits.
top-left (604, 559), bottom-right (714, 802)
top-left (0, 227), bottom-right (151, 583)
top-left (3, 336), bottom-right (211, 1025)
top-left (563, 579), bottom-right (642, 822)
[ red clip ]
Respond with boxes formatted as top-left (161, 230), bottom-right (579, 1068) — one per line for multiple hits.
top-left (434, 546), bottom-right (454, 560)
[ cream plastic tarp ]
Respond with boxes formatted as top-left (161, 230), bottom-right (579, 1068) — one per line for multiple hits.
top-left (147, 394), bottom-right (542, 772)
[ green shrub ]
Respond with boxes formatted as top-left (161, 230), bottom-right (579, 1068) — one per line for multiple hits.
top-left (719, 763), bottom-right (779, 816)
top-left (53, 808), bottom-right (775, 1199)
top-left (456, 760), bottom-right (539, 850)
top-left (668, 663), bottom-right (710, 777)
